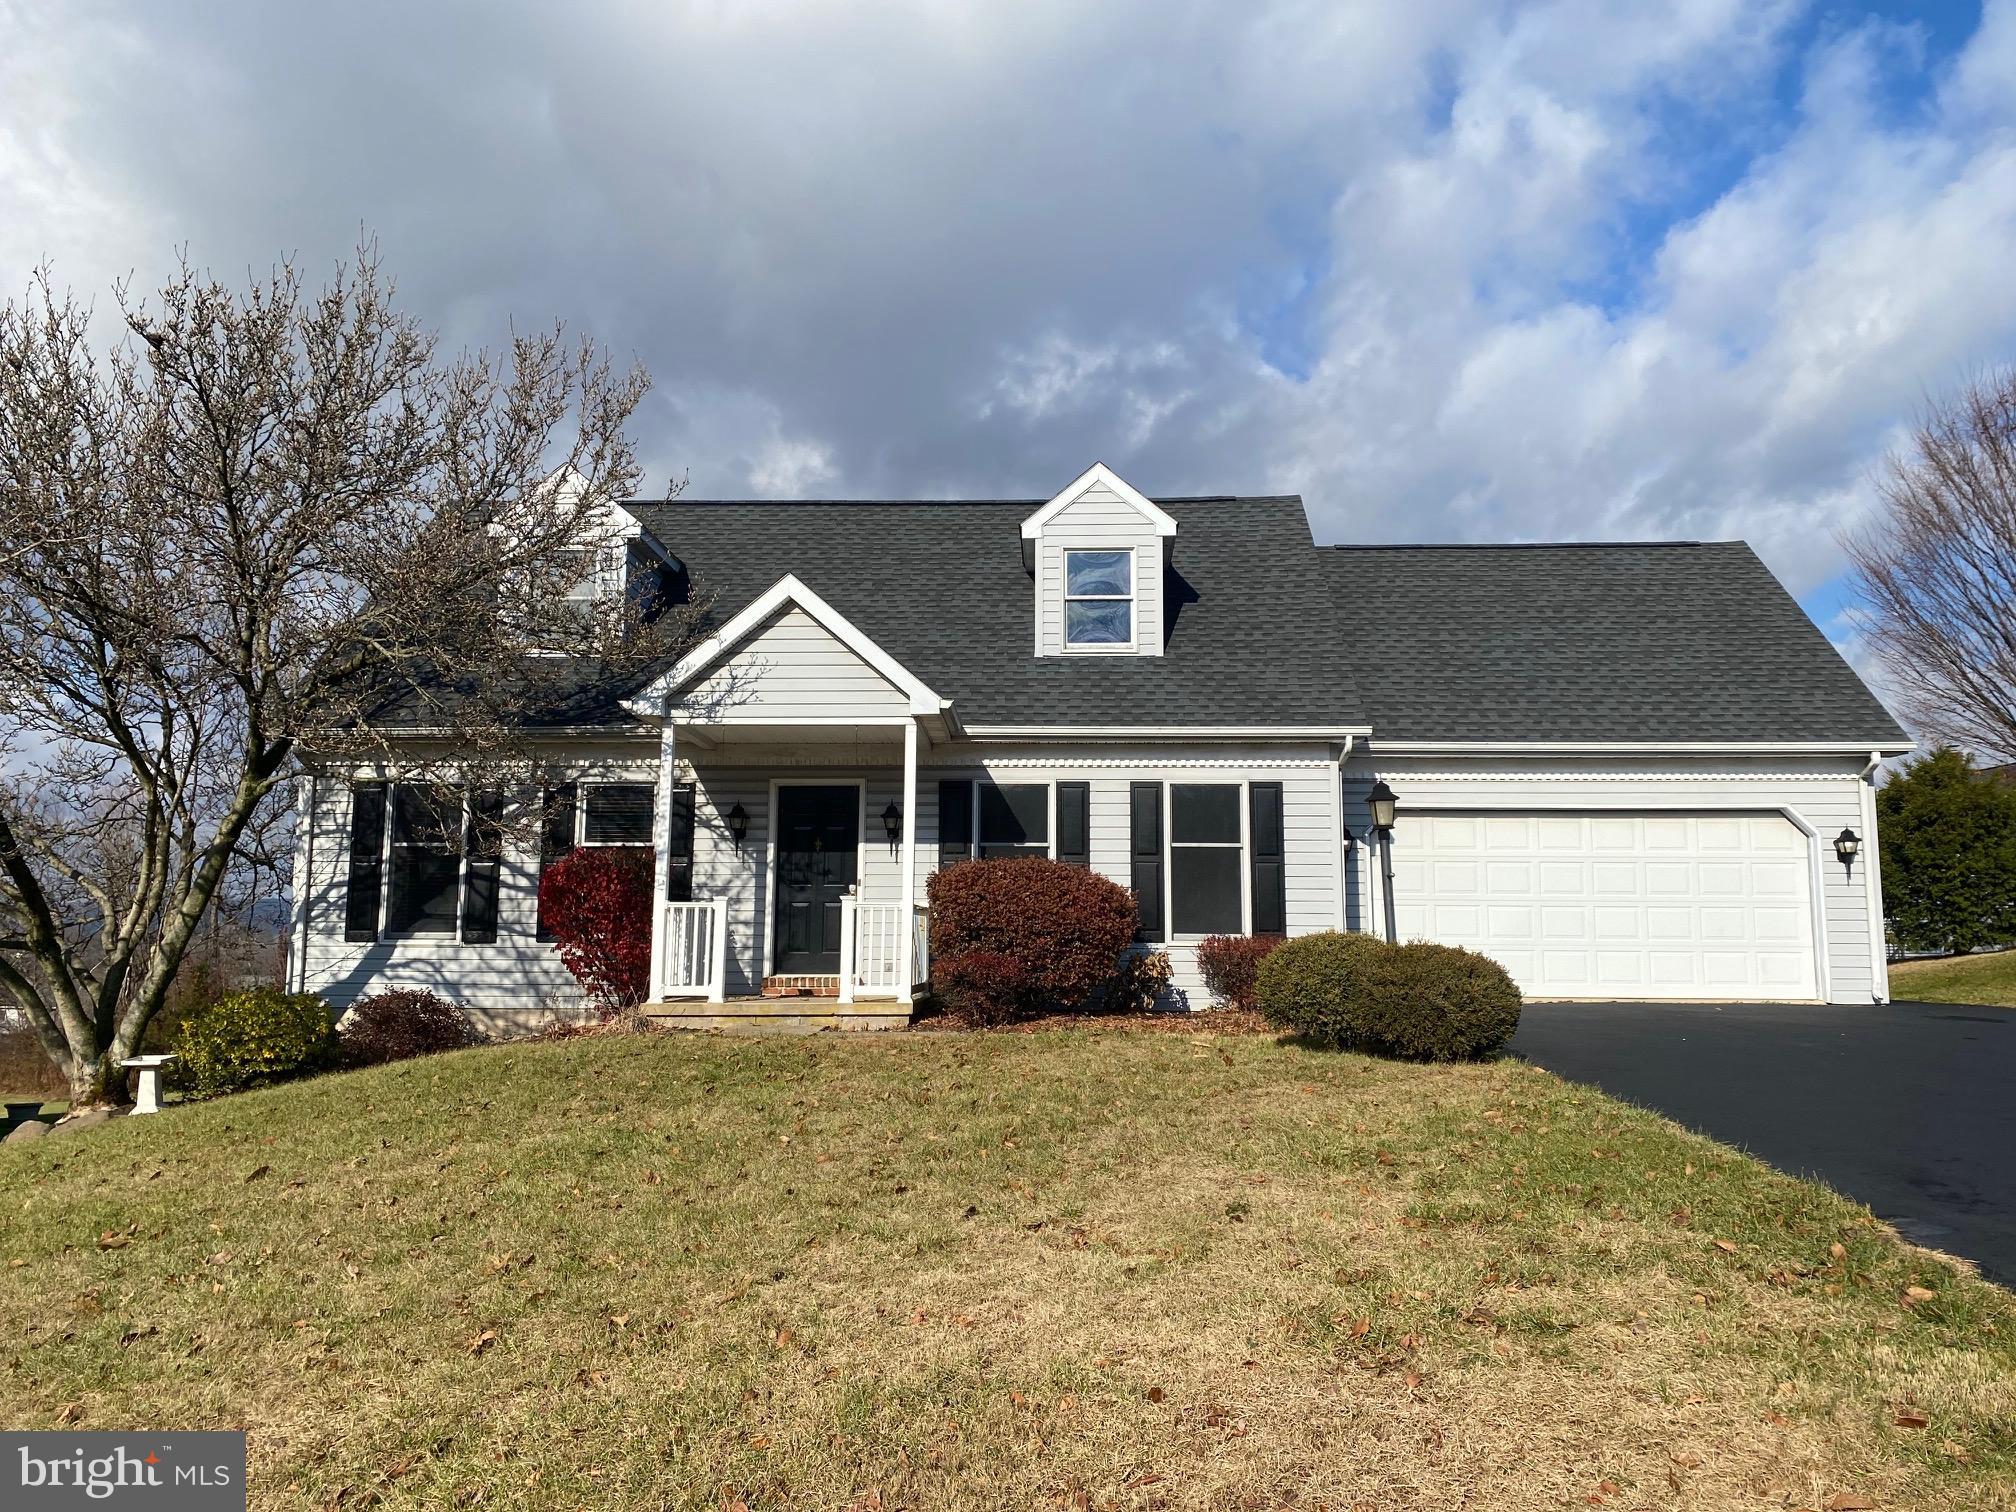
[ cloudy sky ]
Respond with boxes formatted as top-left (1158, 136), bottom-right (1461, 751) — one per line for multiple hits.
top-left (3, 0), bottom-right (2013, 670)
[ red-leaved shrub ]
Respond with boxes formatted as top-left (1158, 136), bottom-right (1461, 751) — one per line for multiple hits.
top-left (538, 846), bottom-right (654, 1018)
top-left (339, 988), bottom-right (482, 1066)
top-left (1196, 934), bottom-right (1286, 1011)
top-left (927, 857), bottom-right (1137, 1025)
top-left (933, 949), bottom-right (1034, 1027)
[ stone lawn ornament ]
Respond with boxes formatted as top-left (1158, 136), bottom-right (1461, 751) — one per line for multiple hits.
top-left (121, 1053), bottom-right (177, 1116)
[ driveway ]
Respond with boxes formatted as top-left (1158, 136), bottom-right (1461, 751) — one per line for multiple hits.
top-left (1508, 999), bottom-right (2016, 1286)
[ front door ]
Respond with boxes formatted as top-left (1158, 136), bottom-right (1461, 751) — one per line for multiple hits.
top-left (773, 785), bottom-right (859, 974)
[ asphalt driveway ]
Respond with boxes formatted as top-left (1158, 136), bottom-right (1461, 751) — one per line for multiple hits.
top-left (1509, 999), bottom-right (2016, 1286)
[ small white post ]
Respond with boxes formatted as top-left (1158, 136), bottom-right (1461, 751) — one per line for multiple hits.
top-left (897, 717), bottom-right (919, 1003)
top-left (647, 712), bottom-right (678, 1003)
top-left (122, 1054), bottom-right (176, 1116)
top-left (837, 894), bottom-right (858, 1004)
top-left (707, 898), bottom-right (728, 1003)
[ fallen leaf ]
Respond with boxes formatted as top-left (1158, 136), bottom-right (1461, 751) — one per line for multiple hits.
top-left (96, 1232), bottom-right (130, 1251)
top-left (774, 1327), bottom-right (794, 1348)
top-left (1712, 1238), bottom-right (1738, 1253)
top-left (1145, 1386), bottom-right (1165, 1403)
top-left (245, 1164), bottom-right (271, 1183)
top-left (467, 1329), bottom-right (497, 1357)
top-left (1822, 1495), bottom-right (1876, 1511)
top-left (1350, 1316), bottom-right (1371, 1338)
top-left (55, 1402), bottom-right (83, 1424)
top-left (1903, 1286), bottom-right (1936, 1304)
top-left (1830, 1242), bottom-right (1847, 1260)
top-left (1893, 1409), bottom-right (1929, 1429)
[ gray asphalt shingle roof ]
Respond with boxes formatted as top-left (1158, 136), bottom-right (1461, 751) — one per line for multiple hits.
top-left (1324, 540), bottom-right (1905, 744)
top-left (626, 495), bottom-right (1363, 728)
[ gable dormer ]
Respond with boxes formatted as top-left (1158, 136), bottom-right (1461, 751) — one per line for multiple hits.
top-left (1021, 462), bottom-right (1177, 657)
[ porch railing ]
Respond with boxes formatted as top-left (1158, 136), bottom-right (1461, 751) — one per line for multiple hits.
top-left (838, 897), bottom-right (929, 1001)
top-left (659, 898), bottom-right (728, 1003)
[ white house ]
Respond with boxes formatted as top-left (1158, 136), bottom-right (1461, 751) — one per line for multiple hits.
top-left (290, 463), bottom-right (1911, 1033)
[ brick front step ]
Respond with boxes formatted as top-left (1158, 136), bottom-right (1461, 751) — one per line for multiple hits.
top-left (761, 976), bottom-right (841, 998)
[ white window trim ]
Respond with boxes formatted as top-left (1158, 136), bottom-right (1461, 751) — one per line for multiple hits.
top-left (378, 782), bottom-right (476, 945)
top-left (967, 779), bottom-right (1056, 859)
top-left (1061, 547), bottom-right (1137, 654)
top-left (577, 780), bottom-right (657, 847)
top-left (1165, 779), bottom-right (1251, 940)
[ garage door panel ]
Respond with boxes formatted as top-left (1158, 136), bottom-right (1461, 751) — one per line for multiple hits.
top-left (1392, 809), bottom-right (1816, 1001)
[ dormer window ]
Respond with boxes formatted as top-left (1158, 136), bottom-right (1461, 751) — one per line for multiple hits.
top-left (557, 547), bottom-right (599, 629)
top-left (1064, 549), bottom-right (1134, 649)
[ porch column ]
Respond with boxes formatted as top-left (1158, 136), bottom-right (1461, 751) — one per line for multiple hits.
top-left (646, 710), bottom-right (677, 1003)
top-left (897, 716), bottom-right (919, 1003)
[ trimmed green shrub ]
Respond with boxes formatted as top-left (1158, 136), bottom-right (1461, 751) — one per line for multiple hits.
top-left (173, 986), bottom-right (337, 1098)
top-left (340, 988), bottom-right (482, 1067)
top-left (1255, 930), bottom-right (1389, 1044)
top-left (1349, 941), bottom-right (1522, 1060)
top-left (927, 857), bottom-right (1138, 1024)
top-left (1196, 934), bottom-right (1284, 1011)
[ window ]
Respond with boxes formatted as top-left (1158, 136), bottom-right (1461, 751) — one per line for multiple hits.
top-left (977, 783), bottom-right (1049, 858)
top-left (557, 547), bottom-right (599, 629)
top-left (582, 783), bottom-right (655, 845)
top-left (1170, 783), bottom-right (1243, 935)
top-left (1063, 549), bottom-right (1133, 648)
top-left (386, 784), bottom-right (465, 936)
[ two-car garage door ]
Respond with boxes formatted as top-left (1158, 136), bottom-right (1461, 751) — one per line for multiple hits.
top-left (1389, 811), bottom-right (1818, 1001)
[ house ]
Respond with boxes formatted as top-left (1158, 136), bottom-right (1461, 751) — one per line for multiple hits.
top-left (289, 462), bottom-right (1911, 1033)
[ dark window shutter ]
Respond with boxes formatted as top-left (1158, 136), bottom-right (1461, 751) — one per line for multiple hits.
top-left (1129, 781), bottom-right (1164, 943)
top-left (1249, 782), bottom-right (1286, 936)
top-left (666, 782), bottom-right (696, 903)
top-left (344, 783), bottom-right (387, 942)
top-left (1058, 782), bottom-right (1090, 867)
top-left (938, 780), bottom-right (973, 868)
top-left (461, 790), bottom-right (506, 944)
top-left (536, 783), bottom-right (577, 941)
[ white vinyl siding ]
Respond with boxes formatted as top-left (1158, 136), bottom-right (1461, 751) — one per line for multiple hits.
top-left (1033, 482), bottom-right (1163, 657)
top-left (681, 605), bottom-right (909, 719)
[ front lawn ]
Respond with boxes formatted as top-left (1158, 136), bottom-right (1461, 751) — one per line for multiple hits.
top-left (1889, 949), bottom-right (2016, 1007)
top-left (3, 1030), bottom-right (2012, 1510)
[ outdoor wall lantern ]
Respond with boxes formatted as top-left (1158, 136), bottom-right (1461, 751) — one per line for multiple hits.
top-left (1340, 825), bottom-right (1357, 857)
top-left (1367, 780), bottom-right (1399, 944)
top-left (1834, 827), bottom-right (1861, 877)
top-left (882, 801), bottom-right (903, 847)
top-left (727, 802), bottom-right (749, 848)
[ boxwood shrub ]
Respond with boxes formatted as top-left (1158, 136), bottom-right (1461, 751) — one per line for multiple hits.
top-left (928, 857), bottom-right (1137, 1025)
top-left (1349, 941), bottom-right (1522, 1061)
top-left (1254, 930), bottom-right (1389, 1044)
top-left (173, 986), bottom-right (337, 1098)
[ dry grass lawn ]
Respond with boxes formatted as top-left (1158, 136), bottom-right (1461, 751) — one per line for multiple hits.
top-left (1888, 950), bottom-right (2016, 1008)
top-left (2, 1028), bottom-right (2013, 1511)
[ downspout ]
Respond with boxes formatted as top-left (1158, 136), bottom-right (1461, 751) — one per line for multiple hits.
top-left (1860, 749), bottom-right (1890, 1004)
top-left (291, 771), bottom-right (317, 994)
top-left (1333, 736), bottom-right (1354, 931)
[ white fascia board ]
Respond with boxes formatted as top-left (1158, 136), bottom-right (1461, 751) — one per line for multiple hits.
top-left (1019, 461), bottom-right (1179, 539)
top-left (1367, 739), bottom-right (1917, 756)
top-left (625, 572), bottom-right (944, 717)
top-left (962, 724), bottom-right (1373, 741)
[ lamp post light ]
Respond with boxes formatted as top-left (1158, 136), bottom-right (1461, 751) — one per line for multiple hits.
top-left (1834, 827), bottom-right (1861, 878)
top-left (1368, 779), bottom-right (1399, 944)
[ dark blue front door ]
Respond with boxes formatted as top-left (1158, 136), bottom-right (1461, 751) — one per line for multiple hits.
top-left (773, 785), bottom-right (858, 974)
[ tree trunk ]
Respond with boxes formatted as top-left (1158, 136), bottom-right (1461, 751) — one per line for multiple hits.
top-left (66, 1040), bottom-right (128, 1110)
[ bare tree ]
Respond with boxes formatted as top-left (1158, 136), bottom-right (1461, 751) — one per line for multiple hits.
top-left (1847, 369), bottom-right (2016, 761)
top-left (0, 247), bottom-right (698, 1105)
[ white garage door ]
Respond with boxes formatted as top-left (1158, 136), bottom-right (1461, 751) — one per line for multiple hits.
top-left (1390, 811), bottom-right (1818, 1001)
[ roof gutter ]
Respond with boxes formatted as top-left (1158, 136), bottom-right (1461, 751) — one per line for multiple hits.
top-left (960, 724), bottom-right (1375, 742)
top-left (1365, 739), bottom-right (1917, 757)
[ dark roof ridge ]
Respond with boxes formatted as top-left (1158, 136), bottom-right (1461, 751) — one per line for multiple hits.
top-left (1330, 539), bottom-right (1716, 551)
top-left (623, 494), bottom-right (1303, 508)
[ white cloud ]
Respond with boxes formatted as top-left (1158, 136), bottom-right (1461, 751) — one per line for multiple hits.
top-left (1, 0), bottom-right (2012, 624)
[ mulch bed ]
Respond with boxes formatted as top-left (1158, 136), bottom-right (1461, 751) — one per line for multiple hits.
top-left (910, 1006), bottom-right (1275, 1035)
